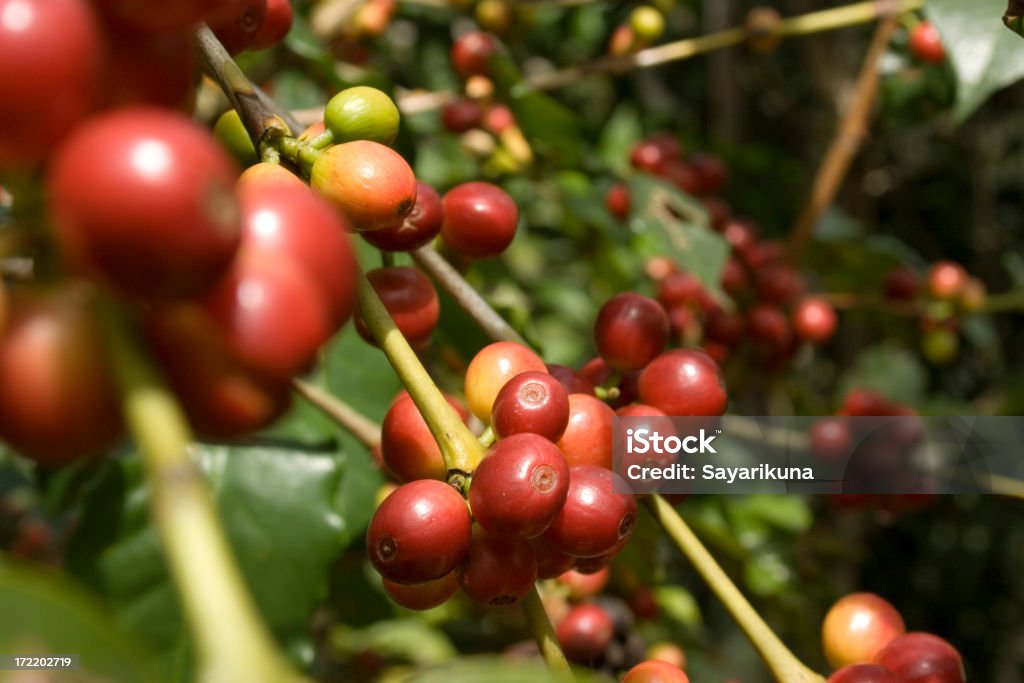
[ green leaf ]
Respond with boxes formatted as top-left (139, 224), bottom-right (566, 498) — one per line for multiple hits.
top-left (730, 495), bottom-right (813, 534)
top-left (598, 103), bottom-right (643, 174)
top-left (331, 619), bottom-right (456, 666)
top-left (652, 585), bottom-right (702, 628)
top-left (926, 0), bottom-right (1024, 123)
top-left (836, 343), bottom-right (927, 406)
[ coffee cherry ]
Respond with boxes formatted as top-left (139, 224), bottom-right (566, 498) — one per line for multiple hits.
top-left (623, 659), bottom-right (690, 683)
top-left (755, 264), bottom-right (805, 305)
top-left (744, 6), bottom-right (783, 53)
top-left (383, 572), bottom-right (458, 611)
top-left (96, 0), bottom-right (221, 30)
top-left (311, 141), bottom-right (417, 231)
top-left (793, 297), bottom-right (838, 344)
top-left (249, 0), bottom-right (293, 50)
top-left (441, 182), bottom-right (519, 259)
top-left (546, 364), bottom-right (596, 396)
top-left (606, 183), bottom-right (632, 220)
top-left (921, 328), bottom-right (959, 365)
top-left (827, 664), bottom-right (901, 683)
top-left (238, 182), bottom-right (357, 327)
top-left (823, 593), bottom-right (905, 668)
top-left (530, 536), bottom-right (577, 579)
top-left (909, 21), bottom-right (945, 64)
top-left (237, 161), bottom-right (307, 191)
top-left (381, 393), bottom-right (467, 482)
top-left (200, 249), bottom-right (332, 381)
top-left (609, 24), bottom-right (637, 56)
top-left (0, 287), bottom-right (121, 466)
top-left (355, 267), bottom-right (440, 349)
top-left (722, 217), bottom-right (759, 254)
top-left (884, 267), bottom-right (920, 301)
top-left (470, 433), bottom-right (569, 538)
top-left (959, 277), bottom-right (987, 312)
top-left (49, 108), bottom-right (241, 300)
top-left (874, 633), bottom-right (965, 683)
top-left (100, 25), bottom-right (197, 110)
top-left (688, 152), bottom-right (728, 195)
top-left (557, 567), bottom-right (609, 600)
top-left (367, 479), bottom-right (472, 584)
top-left (458, 529), bottom-right (537, 605)
top-left (465, 341), bottom-right (547, 422)
top-left (214, 110), bottom-right (258, 166)
top-left (209, 0), bottom-right (268, 54)
top-left (720, 257), bottom-right (748, 295)
top-left (451, 31), bottom-right (497, 77)
top-left (543, 465), bottom-right (637, 558)
top-left (657, 272), bottom-right (705, 310)
top-left (704, 309), bottom-right (745, 347)
top-left (638, 350), bottom-right (727, 416)
top-left (629, 5), bottom-right (665, 41)
top-left (842, 388), bottom-right (888, 416)
top-left (556, 604), bottom-right (614, 665)
top-left (556, 394), bottom-right (614, 469)
top-left (361, 181), bottom-right (443, 252)
top-left (324, 86), bottom-right (400, 145)
top-left (0, 0), bottom-right (102, 169)
top-left (646, 643), bottom-right (686, 669)
top-left (747, 304), bottom-right (792, 349)
top-left (809, 418), bottom-right (853, 461)
top-left (630, 134), bottom-right (682, 174)
top-left (441, 98), bottom-right (485, 133)
top-left (927, 261), bottom-right (967, 301)
top-left (491, 372), bottom-right (570, 441)
top-left (594, 293), bottom-right (670, 371)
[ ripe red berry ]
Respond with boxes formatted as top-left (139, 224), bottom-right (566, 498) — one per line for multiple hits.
top-left (720, 258), bottom-right (748, 295)
top-left (355, 267), bottom-right (440, 349)
top-left (556, 604), bottom-right (615, 664)
top-left (874, 633), bottom-right (965, 683)
top-left (361, 180), bottom-right (444, 253)
top-left (884, 267), bottom-right (920, 301)
top-left (823, 593), bottom-right (906, 669)
top-left (793, 297), bottom-right (838, 344)
top-left (383, 572), bottom-right (458, 611)
top-left (688, 152), bottom-right (728, 195)
top-left (909, 21), bottom-right (945, 64)
top-left (623, 660), bottom-right (691, 683)
top-left (49, 108), bottom-right (241, 300)
top-left (465, 341), bottom-right (547, 422)
top-left (531, 536), bottom-right (577, 579)
top-left (96, 0), bottom-right (223, 30)
top-left (545, 364), bottom-right (596, 396)
top-left (747, 304), bottom-right (792, 350)
top-left (927, 261), bottom-right (967, 301)
top-left (704, 309), bottom-right (745, 347)
top-left (0, 0), bottom-right (103, 170)
top-left (594, 293), bottom-right (670, 371)
top-left (638, 350), bottom-right (727, 416)
top-left (842, 388), bottom-right (889, 416)
top-left (755, 263), bottom-right (805, 305)
top-left (661, 160), bottom-right (701, 195)
top-left (556, 394), bottom-right (615, 469)
top-left (208, 0), bottom-right (268, 55)
top-left (657, 272), bottom-right (705, 310)
top-left (441, 181), bottom-right (519, 259)
top-left (491, 371), bottom-right (570, 441)
top-left (809, 418), bottom-right (853, 461)
top-left (367, 479), bottom-right (472, 584)
top-left (457, 529), bottom-right (537, 605)
top-left (99, 25), bottom-right (197, 110)
top-left (483, 104), bottom-right (515, 134)
top-left (441, 98), bottom-right (484, 133)
top-left (543, 465), bottom-right (637, 558)
top-left (469, 433), bottom-right (570, 538)
top-left (249, 0), bottom-right (293, 50)
top-left (629, 136), bottom-right (680, 174)
top-left (722, 218), bottom-right (759, 254)
top-left (451, 31), bottom-right (498, 77)
top-left (556, 567), bottom-right (609, 600)
top-left (381, 393), bottom-right (467, 482)
top-left (827, 664), bottom-right (902, 683)
top-left (606, 183), bottom-right (631, 220)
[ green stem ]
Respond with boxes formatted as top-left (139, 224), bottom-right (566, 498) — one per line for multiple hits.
top-left (98, 300), bottom-right (305, 683)
top-left (643, 496), bottom-right (825, 683)
top-left (276, 137), bottom-right (322, 175)
top-left (291, 379), bottom-right (381, 448)
top-left (478, 426), bottom-right (496, 448)
top-left (521, 585), bottom-right (575, 680)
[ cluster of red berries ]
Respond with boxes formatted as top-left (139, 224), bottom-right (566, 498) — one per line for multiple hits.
top-left (822, 592), bottom-right (965, 683)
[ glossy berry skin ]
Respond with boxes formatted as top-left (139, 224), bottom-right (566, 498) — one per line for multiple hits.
top-left (0, 287), bottom-right (121, 466)
top-left (594, 293), bottom-right (669, 371)
top-left (909, 21), bottom-right (945, 64)
top-left (657, 272), bottom-right (705, 309)
top-left (823, 593), bottom-right (906, 669)
top-left (323, 86), bottom-right (400, 146)
top-left (465, 341), bottom-right (547, 422)
top-left (361, 181), bottom-right (443, 252)
top-left (237, 161), bottom-right (307, 191)
top-left (556, 604), bottom-right (615, 665)
top-left (491, 371), bottom-right (570, 441)
top-left (208, 0), bottom-right (268, 55)
top-left (747, 304), bottom-right (792, 350)
top-left (381, 393), bottom-right (466, 482)
top-left (874, 633), bottom-right (965, 683)
top-left (441, 98), bottom-right (484, 133)
top-left (827, 664), bottom-right (901, 683)
top-left (99, 25), bottom-right (197, 110)
top-left (606, 183), bottom-right (631, 220)
top-left (0, 0), bottom-right (102, 169)
top-left (238, 182), bottom-right (357, 327)
top-left (842, 389), bottom-right (889, 416)
top-left (96, 0), bottom-right (222, 30)
top-left (458, 529), bottom-right (537, 605)
top-left (531, 536), bottom-right (577, 579)
top-left (546, 364), bottom-right (596, 396)
top-left (367, 480), bottom-right (472, 584)
top-left (383, 572), bottom-right (458, 611)
top-left (927, 261), bottom-right (967, 301)
top-left (355, 267), bottom-right (439, 349)
top-left (755, 263), bottom-right (805, 305)
top-left (793, 297), bottom-right (838, 344)
top-left (622, 660), bottom-right (691, 683)
top-left (543, 465), bottom-right (637, 558)
top-left (49, 108), bottom-right (241, 301)
top-left (638, 350), bottom-right (727, 417)
top-left (470, 433), bottom-right (570, 538)
top-left (688, 152), bottom-right (728, 195)
top-left (249, 0), bottom-right (293, 50)
top-left (557, 567), bottom-right (609, 600)
top-left (451, 31), bottom-right (497, 77)
top-left (441, 182), bottom-right (519, 259)
top-left (200, 250), bottom-right (332, 381)
top-left (311, 141), bottom-right (417, 231)
top-left (556, 394), bottom-right (615, 469)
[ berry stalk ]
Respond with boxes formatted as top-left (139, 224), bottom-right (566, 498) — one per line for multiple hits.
top-left (521, 585), bottom-right (574, 680)
top-left (291, 378), bottom-right (381, 448)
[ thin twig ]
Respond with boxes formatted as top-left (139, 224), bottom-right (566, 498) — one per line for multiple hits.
top-left (291, 379), bottom-right (381, 448)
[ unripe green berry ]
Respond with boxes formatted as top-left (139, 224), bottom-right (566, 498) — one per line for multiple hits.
top-left (324, 86), bottom-right (400, 146)
top-left (214, 109), bottom-right (258, 166)
top-left (629, 6), bottom-right (665, 42)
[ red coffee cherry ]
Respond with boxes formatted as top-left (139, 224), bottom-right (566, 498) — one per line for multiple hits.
top-left (688, 152), bottom-right (728, 195)
top-left (722, 217), bottom-right (759, 254)
top-left (362, 181), bottom-right (444, 253)
top-left (657, 272), bottom-right (705, 310)
top-left (556, 604), bottom-right (615, 665)
top-left (629, 137), bottom-right (680, 174)
top-left (238, 182), bottom-right (357, 327)
top-left (470, 433), bottom-right (569, 538)
top-left (545, 364), bottom-right (596, 396)
top-left (747, 304), bottom-right (792, 350)
top-left (381, 393), bottom-right (467, 482)
top-left (874, 633), bottom-right (965, 683)
top-left (531, 536), bottom-right (577, 579)
top-left (311, 141), bottom-right (418, 231)
top-left (594, 293), bottom-right (670, 371)
top-left (661, 160), bottom-right (702, 195)
top-left (720, 258), bottom-right (748, 295)
top-left (809, 418), bottom-right (853, 461)
top-left (704, 309), bottom-right (745, 347)
top-left (383, 572), bottom-right (458, 611)
top-left (927, 261), bottom-right (967, 301)
top-left (249, 0), bottom-right (293, 50)
top-left (755, 263), bottom-right (805, 305)
top-left (367, 479), bottom-right (472, 584)
top-left (491, 371), bottom-right (570, 441)
top-left (0, 0), bottom-right (103, 170)
top-left (556, 567), bottom-right (609, 601)
top-left (606, 183), bottom-right (631, 220)
top-left (909, 21), bottom-right (945, 64)
top-left (49, 108), bottom-right (241, 300)
top-left (822, 593), bottom-right (906, 668)
top-left (556, 394), bottom-right (614, 469)
top-left (99, 25), bottom-right (197, 110)
top-left (441, 98), bottom-right (484, 133)
top-left (543, 465), bottom-right (637, 558)
top-left (483, 104), bottom-right (515, 134)
top-left (623, 660), bottom-right (691, 683)
top-left (465, 341), bottom-right (547, 422)
top-left (884, 267), bottom-right (920, 301)
top-left (451, 31), bottom-right (498, 77)
top-left (793, 297), bottom-right (838, 344)
top-left (638, 350), bottom-right (727, 416)
top-left (441, 181), bottom-right (519, 259)
top-left (355, 267), bottom-right (440, 349)
top-left (842, 388), bottom-right (889, 416)
top-left (96, 0), bottom-right (222, 30)
top-left (828, 664), bottom-right (902, 683)
top-left (208, 0), bottom-right (268, 55)
top-left (458, 529), bottom-right (537, 605)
